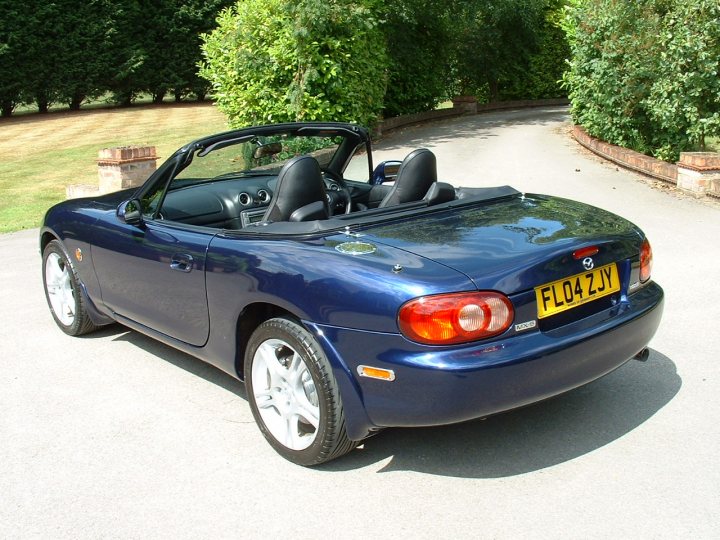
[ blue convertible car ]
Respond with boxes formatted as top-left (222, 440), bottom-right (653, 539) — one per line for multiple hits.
top-left (40, 122), bottom-right (664, 465)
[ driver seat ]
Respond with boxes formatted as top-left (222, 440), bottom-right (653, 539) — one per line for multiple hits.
top-left (378, 148), bottom-right (437, 207)
top-left (262, 156), bottom-right (329, 222)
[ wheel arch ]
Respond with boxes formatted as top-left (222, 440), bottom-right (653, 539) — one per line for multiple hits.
top-left (231, 302), bottom-right (377, 442)
top-left (234, 302), bottom-right (298, 380)
top-left (40, 229), bottom-right (61, 254)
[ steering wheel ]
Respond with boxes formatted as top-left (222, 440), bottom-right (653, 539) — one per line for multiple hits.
top-left (323, 171), bottom-right (353, 215)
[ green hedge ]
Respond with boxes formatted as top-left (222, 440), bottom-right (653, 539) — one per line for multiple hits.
top-left (200, 0), bottom-right (570, 123)
top-left (1, 0), bottom-right (572, 120)
top-left (563, 0), bottom-right (720, 161)
top-left (0, 0), bottom-right (231, 116)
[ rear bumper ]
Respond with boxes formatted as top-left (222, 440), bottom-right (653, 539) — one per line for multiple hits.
top-left (308, 282), bottom-right (664, 440)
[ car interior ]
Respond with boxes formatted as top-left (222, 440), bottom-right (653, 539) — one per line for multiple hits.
top-left (131, 125), bottom-right (516, 234)
top-left (150, 149), bottom-right (456, 231)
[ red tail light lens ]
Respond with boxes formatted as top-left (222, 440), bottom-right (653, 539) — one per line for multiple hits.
top-left (640, 238), bottom-right (653, 282)
top-left (398, 292), bottom-right (514, 345)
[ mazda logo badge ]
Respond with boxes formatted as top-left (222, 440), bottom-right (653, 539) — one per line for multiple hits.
top-left (583, 257), bottom-right (594, 270)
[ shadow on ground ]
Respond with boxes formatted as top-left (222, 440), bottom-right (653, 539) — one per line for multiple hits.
top-left (85, 324), bottom-right (248, 399)
top-left (327, 349), bottom-right (680, 477)
top-left (90, 325), bottom-right (679, 479)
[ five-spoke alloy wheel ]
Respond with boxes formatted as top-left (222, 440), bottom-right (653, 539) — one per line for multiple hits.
top-left (245, 318), bottom-right (356, 466)
top-left (251, 337), bottom-right (320, 451)
top-left (42, 240), bottom-right (97, 336)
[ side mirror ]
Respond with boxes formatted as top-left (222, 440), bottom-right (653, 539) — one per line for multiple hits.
top-left (117, 199), bottom-right (144, 226)
top-left (371, 160), bottom-right (402, 185)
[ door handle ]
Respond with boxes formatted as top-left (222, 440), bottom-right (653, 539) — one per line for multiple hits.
top-left (170, 253), bottom-right (194, 273)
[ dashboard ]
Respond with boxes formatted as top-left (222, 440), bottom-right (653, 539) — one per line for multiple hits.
top-left (159, 175), bottom-right (344, 229)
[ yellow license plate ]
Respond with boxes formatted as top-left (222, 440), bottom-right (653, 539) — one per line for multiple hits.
top-left (535, 263), bottom-right (620, 319)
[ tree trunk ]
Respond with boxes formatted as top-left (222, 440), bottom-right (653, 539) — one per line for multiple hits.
top-left (37, 98), bottom-right (49, 114)
top-left (152, 91), bottom-right (166, 104)
top-left (174, 89), bottom-right (183, 102)
top-left (489, 79), bottom-right (499, 102)
top-left (1, 101), bottom-right (13, 117)
top-left (115, 92), bottom-right (133, 107)
top-left (69, 92), bottom-right (84, 111)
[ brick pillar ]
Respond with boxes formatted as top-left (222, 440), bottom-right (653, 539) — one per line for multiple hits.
top-left (451, 95), bottom-right (478, 114)
top-left (677, 152), bottom-right (720, 198)
top-left (97, 146), bottom-right (159, 194)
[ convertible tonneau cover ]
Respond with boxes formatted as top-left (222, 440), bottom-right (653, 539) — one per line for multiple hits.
top-left (224, 185), bottom-right (522, 238)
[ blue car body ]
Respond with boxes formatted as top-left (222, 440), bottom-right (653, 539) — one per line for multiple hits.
top-left (40, 122), bottom-right (663, 460)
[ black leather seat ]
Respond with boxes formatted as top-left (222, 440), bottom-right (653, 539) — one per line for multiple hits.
top-left (379, 148), bottom-right (437, 207)
top-left (262, 156), bottom-right (329, 222)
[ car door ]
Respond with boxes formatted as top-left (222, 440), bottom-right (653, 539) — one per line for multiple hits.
top-left (91, 218), bottom-right (213, 347)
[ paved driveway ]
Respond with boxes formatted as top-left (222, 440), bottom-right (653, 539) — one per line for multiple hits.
top-left (2, 107), bottom-right (719, 539)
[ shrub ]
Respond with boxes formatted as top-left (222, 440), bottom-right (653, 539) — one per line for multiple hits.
top-left (563, 0), bottom-right (720, 161)
top-left (646, 0), bottom-right (720, 160)
top-left (199, 0), bottom-right (387, 128)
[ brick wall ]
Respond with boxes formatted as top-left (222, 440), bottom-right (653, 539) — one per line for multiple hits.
top-left (573, 125), bottom-right (720, 199)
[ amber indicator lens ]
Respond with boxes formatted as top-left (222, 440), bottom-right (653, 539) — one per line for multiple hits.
top-left (357, 365), bottom-right (396, 381)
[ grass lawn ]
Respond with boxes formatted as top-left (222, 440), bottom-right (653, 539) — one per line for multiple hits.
top-left (707, 137), bottom-right (719, 153)
top-left (0, 103), bottom-right (228, 233)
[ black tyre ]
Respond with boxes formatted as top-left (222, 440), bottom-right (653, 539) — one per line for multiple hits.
top-left (244, 317), bottom-right (356, 466)
top-left (42, 240), bottom-right (98, 336)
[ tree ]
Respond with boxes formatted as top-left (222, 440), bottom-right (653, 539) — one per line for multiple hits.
top-left (500, 0), bottom-right (570, 100)
top-left (104, 0), bottom-right (148, 106)
top-left (5, 2), bottom-right (62, 114)
top-left (0, 2), bottom-right (25, 116)
top-left (563, 0), bottom-right (663, 155)
top-left (381, 0), bottom-right (455, 117)
top-left (451, 0), bottom-right (544, 100)
top-left (168, 0), bottom-right (235, 101)
top-left (0, 0), bottom-right (236, 113)
top-left (53, 0), bottom-right (117, 110)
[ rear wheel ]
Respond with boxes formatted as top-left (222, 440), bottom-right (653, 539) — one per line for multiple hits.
top-left (42, 240), bottom-right (98, 336)
top-left (244, 318), bottom-right (356, 466)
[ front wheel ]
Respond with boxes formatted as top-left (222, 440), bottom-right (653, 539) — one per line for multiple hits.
top-left (244, 318), bottom-right (356, 466)
top-left (42, 240), bottom-right (98, 336)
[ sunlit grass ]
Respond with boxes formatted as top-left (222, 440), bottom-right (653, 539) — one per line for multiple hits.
top-left (706, 137), bottom-right (719, 153)
top-left (0, 103), bottom-right (228, 233)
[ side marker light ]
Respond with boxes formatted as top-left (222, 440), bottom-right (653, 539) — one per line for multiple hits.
top-left (357, 365), bottom-right (396, 382)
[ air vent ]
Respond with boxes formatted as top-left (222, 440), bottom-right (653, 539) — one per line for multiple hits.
top-left (238, 192), bottom-right (252, 206)
top-left (327, 183), bottom-right (340, 191)
top-left (257, 189), bottom-right (271, 203)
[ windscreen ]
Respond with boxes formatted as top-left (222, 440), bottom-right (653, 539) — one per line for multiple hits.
top-left (175, 133), bottom-right (345, 183)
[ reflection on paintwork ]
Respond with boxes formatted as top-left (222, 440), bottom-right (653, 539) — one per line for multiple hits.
top-left (368, 195), bottom-right (640, 291)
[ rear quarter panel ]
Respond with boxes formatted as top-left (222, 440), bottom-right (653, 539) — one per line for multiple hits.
top-left (206, 233), bottom-right (477, 330)
top-left (202, 232), bottom-right (476, 373)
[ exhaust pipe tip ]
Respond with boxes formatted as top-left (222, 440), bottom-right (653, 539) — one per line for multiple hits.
top-left (634, 348), bottom-right (650, 362)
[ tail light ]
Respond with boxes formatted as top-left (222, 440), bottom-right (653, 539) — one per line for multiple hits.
top-left (640, 238), bottom-right (653, 282)
top-left (398, 292), bottom-right (514, 345)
